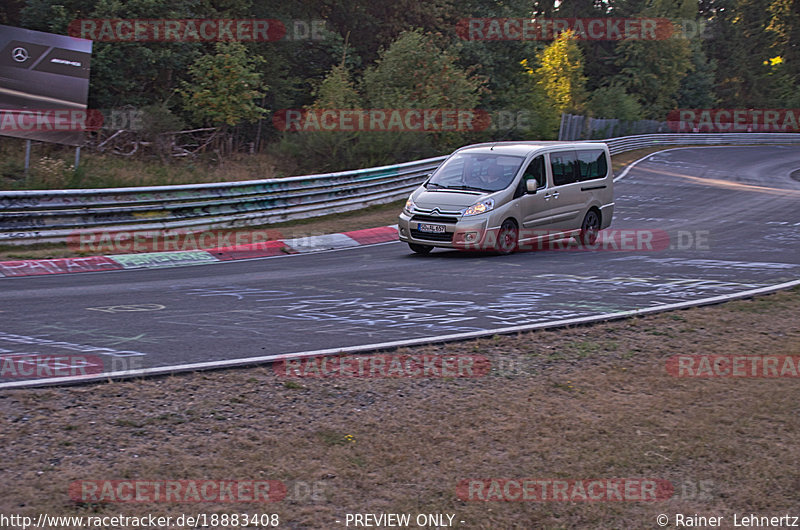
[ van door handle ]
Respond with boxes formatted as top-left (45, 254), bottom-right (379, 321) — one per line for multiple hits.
top-left (545, 192), bottom-right (559, 200)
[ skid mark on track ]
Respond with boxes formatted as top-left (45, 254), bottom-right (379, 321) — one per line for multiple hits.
top-left (636, 166), bottom-right (800, 196)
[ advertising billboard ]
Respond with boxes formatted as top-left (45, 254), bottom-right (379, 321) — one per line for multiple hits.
top-left (0, 24), bottom-right (93, 146)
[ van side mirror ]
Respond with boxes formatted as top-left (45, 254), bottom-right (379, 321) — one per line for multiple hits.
top-left (526, 179), bottom-right (538, 194)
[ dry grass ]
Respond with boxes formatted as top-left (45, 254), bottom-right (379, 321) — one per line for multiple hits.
top-left (1, 288), bottom-right (798, 529)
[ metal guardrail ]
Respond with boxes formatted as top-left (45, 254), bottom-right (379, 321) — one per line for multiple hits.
top-left (602, 132), bottom-right (800, 155)
top-left (2, 133), bottom-right (800, 244)
top-left (0, 157), bottom-right (445, 244)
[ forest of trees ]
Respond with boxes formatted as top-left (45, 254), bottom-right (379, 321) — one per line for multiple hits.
top-left (2, 0), bottom-right (798, 171)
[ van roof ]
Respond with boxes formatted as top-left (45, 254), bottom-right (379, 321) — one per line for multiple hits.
top-left (455, 141), bottom-right (608, 157)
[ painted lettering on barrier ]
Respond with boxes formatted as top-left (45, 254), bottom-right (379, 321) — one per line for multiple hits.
top-left (109, 251), bottom-right (218, 269)
top-left (0, 257), bottom-right (122, 277)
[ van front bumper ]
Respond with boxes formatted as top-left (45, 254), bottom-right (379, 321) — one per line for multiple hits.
top-left (398, 211), bottom-right (491, 249)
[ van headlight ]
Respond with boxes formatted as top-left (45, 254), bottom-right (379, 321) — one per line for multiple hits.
top-left (404, 196), bottom-right (415, 214)
top-left (462, 199), bottom-right (494, 216)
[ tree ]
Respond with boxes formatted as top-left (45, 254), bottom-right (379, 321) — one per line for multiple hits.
top-left (702, 0), bottom-right (776, 106)
top-left (765, 0), bottom-right (800, 103)
top-left (677, 39), bottom-right (717, 108)
top-left (450, 0), bottom-right (546, 111)
top-left (361, 29), bottom-right (486, 109)
top-left (533, 30), bottom-right (588, 115)
top-left (310, 63), bottom-right (361, 109)
top-left (587, 84), bottom-right (643, 120)
top-left (358, 29), bottom-right (487, 164)
top-left (19, 0), bottom-right (80, 33)
top-left (178, 42), bottom-right (267, 128)
top-left (512, 32), bottom-right (588, 140)
top-left (0, 0), bottom-right (26, 25)
top-left (277, 62), bottom-right (365, 172)
top-left (614, 37), bottom-right (692, 119)
top-left (305, 0), bottom-right (456, 67)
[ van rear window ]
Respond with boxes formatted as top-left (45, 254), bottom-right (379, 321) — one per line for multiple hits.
top-left (576, 149), bottom-right (608, 181)
top-left (550, 151), bottom-right (578, 186)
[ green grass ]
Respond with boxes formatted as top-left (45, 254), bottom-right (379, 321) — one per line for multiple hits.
top-left (315, 429), bottom-right (350, 447)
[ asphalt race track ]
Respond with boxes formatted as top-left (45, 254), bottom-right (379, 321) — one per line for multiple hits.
top-left (2, 146), bottom-right (799, 387)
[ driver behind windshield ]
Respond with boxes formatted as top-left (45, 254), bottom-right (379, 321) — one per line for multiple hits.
top-left (467, 160), bottom-right (508, 191)
top-left (426, 153), bottom-right (524, 191)
top-left (480, 162), bottom-right (504, 187)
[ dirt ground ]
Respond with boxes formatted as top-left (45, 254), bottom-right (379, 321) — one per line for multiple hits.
top-left (1, 287), bottom-right (798, 529)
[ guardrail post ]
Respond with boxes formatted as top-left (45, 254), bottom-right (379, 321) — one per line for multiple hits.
top-left (24, 139), bottom-right (32, 177)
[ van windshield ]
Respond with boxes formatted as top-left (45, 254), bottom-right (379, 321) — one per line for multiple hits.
top-left (426, 153), bottom-right (525, 192)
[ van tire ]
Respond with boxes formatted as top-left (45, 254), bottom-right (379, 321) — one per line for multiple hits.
top-left (496, 219), bottom-right (519, 255)
top-left (578, 209), bottom-right (601, 245)
top-left (409, 243), bottom-right (433, 254)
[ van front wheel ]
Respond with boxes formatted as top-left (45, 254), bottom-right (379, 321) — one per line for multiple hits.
top-left (578, 210), bottom-right (601, 245)
top-left (496, 220), bottom-right (519, 255)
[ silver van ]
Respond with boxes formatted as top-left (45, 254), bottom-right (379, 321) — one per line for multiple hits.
top-left (398, 141), bottom-right (614, 254)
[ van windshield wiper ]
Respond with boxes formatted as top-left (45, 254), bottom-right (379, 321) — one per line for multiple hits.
top-left (443, 185), bottom-right (489, 192)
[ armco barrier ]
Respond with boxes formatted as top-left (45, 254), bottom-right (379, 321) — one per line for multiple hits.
top-left (2, 133), bottom-right (800, 244)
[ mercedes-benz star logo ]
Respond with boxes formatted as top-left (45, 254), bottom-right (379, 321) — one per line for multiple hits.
top-left (12, 47), bottom-right (29, 62)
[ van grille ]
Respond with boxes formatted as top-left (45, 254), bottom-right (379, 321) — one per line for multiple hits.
top-left (410, 229), bottom-right (454, 242)
top-left (411, 214), bottom-right (459, 224)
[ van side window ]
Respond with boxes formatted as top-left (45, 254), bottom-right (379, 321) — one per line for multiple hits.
top-left (522, 155), bottom-right (546, 189)
top-left (576, 149), bottom-right (608, 181)
top-left (550, 151), bottom-right (578, 186)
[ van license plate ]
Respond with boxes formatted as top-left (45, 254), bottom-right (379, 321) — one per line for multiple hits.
top-left (417, 223), bottom-right (446, 233)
